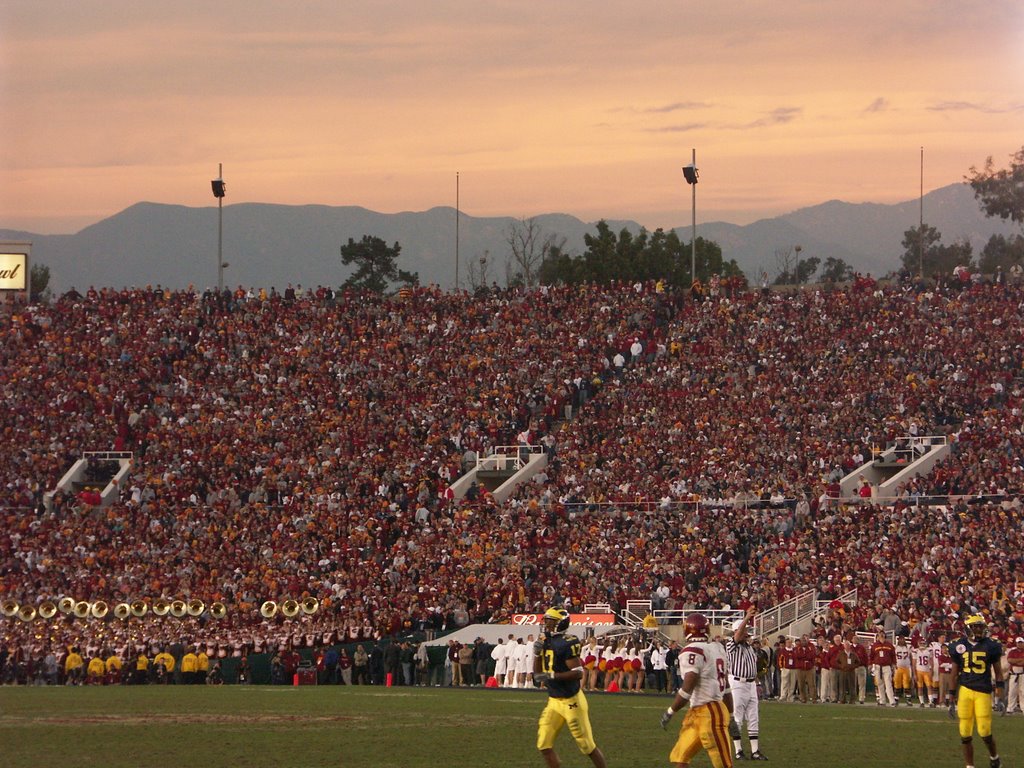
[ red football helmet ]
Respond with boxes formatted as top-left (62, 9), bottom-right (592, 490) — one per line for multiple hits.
top-left (684, 612), bottom-right (709, 640)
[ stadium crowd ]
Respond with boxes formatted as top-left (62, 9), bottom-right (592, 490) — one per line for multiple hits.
top-left (2, 277), bottom-right (1023, 682)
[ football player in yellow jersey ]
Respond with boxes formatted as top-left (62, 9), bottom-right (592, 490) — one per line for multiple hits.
top-left (534, 607), bottom-right (607, 768)
top-left (950, 615), bottom-right (1003, 768)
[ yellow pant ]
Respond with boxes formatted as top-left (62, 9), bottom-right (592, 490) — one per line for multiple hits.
top-left (957, 688), bottom-right (993, 738)
top-left (893, 667), bottom-right (911, 689)
top-left (670, 700), bottom-right (733, 768)
top-left (915, 670), bottom-right (933, 691)
top-left (537, 691), bottom-right (597, 756)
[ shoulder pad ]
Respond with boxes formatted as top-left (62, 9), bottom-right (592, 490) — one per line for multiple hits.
top-left (563, 633), bottom-right (581, 645)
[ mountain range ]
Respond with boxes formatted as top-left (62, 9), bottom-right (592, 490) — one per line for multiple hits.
top-left (1, 183), bottom-right (1016, 294)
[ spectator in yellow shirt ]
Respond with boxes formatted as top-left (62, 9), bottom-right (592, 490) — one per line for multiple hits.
top-left (133, 653), bottom-right (149, 685)
top-left (64, 647), bottom-right (84, 686)
top-left (180, 648), bottom-right (199, 684)
top-left (87, 656), bottom-right (106, 683)
top-left (153, 649), bottom-right (175, 684)
top-left (105, 653), bottom-right (123, 685)
top-left (197, 649), bottom-right (210, 685)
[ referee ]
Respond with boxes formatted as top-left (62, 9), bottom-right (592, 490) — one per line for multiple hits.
top-left (727, 606), bottom-right (768, 761)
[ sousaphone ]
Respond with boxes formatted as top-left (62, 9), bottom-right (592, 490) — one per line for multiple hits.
top-left (301, 597), bottom-right (320, 615)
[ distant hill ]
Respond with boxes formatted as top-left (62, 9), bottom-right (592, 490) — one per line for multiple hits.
top-left (2, 183), bottom-right (1016, 293)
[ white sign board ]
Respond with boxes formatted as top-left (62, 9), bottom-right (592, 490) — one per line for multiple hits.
top-left (0, 253), bottom-right (27, 291)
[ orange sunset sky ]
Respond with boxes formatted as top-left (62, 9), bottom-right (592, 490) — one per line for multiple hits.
top-left (2, 1), bottom-right (1022, 235)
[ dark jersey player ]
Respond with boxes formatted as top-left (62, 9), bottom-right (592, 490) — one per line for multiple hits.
top-left (534, 607), bottom-right (607, 768)
top-left (949, 614), bottom-right (1004, 768)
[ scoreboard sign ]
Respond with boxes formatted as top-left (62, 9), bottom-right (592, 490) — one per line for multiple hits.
top-left (0, 253), bottom-right (27, 291)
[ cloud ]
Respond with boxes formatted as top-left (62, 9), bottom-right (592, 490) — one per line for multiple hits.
top-left (734, 107), bottom-right (803, 129)
top-left (927, 101), bottom-right (1024, 114)
top-left (646, 123), bottom-right (709, 133)
top-left (865, 97), bottom-right (889, 113)
top-left (641, 102), bottom-right (714, 114)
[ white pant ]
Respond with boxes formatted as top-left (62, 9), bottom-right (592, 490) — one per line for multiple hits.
top-left (873, 665), bottom-right (895, 705)
top-left (730, 677), bottom-right (760, 735)
top-left (779, 668), bottom-right (796, 701)
top-left (1007, 672), bottom-right (1024, 713)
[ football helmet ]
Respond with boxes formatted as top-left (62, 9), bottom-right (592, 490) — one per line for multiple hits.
top-left (684, 612), bottom-right (710, 640)
top-left (964, 614), bottom-right (988, 641)
top-left (543, 607), bottom-right (571, 633)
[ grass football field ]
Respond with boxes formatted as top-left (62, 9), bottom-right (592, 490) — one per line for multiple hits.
top-left (0, 685), bottom-right (1018, 768)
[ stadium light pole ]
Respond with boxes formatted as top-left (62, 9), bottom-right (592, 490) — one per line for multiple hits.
top-left (211, 164), bottom-right (227, 291)
top-left (794, 245), bottom-right (802, 285)
top-left (682, 149), bottom-right (698, 283)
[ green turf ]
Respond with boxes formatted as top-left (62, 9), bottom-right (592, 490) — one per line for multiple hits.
top-left (0, 686), bottom-right (1017, 767)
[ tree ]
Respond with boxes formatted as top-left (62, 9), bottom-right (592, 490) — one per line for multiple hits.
top-left (900, 224), bottom-right (943, 276)
top-left (966, 146), bottom-right (1024, 229)
top-left (506, 217), bottom-right (565, 289)
top-left (978, 234), bottom-right (1024, 273)
top-left (339, 235), bottom-right (418, 293)
top-left (819, 256), bottom-right (854, 284)
top-left (30, 263), bottom-right (51, 301)
top-left (536, 220), bottom-right (739, 287)
top-left (467, 251), bottom-right (494, 294)
top-left (771, 247), bottom-right (816, 285)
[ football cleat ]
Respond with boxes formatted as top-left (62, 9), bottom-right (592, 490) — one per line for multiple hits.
top-left (751, 751), bottom-right (768, 761)
top-left (735, 750), bottom-right (746, 760)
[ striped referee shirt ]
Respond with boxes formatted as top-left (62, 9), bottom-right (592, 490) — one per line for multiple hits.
top-left (726, 637), bottom-right (759, 680)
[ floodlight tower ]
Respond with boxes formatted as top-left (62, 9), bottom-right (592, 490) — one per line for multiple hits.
top-left (211, 164), bottom-right (227, 291)
top-left (682, 150), bottom-right (699, 283)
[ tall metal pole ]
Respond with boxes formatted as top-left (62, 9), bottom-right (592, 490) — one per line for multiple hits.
top-left (455, 171), bottom-right (460, 292)
top-left (919, 147), bottom-right (924, 278)
top-left (690, 148), bottom-right (697, 283)
top-left (217, 162), bottom-right (224, 292)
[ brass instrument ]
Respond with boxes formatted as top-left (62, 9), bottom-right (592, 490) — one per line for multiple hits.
top-left (281, 599), bottom-right (300, 618)
top-left (130, 600), bottom-right (149, 618)
top-left (259, 600), bottom-right (278, 619)
top-left (153, 599), bottom-right (171, 616)
top-left (1, 599), bottom-right (18, 618)
top-left (91, 601), bottom-right (109, 619)
top-left (38, 601), bottom-right (58, 619)
top-left (170, 600), bottom-right (187, 618)
top-left (114, 603), bottom-right (131, 620)
top-left (18, 604), bottom-right (37, 622)
top-left (209, 602), bottom-right (227, 620)
top-left (58, 596), bottom-right (76, 615)
top-left (301, 597), bottom-right (320, 616)
top-left (73, 601), bottom-right (92, 619)
top-left (187, 599), bottom-right (205, 617)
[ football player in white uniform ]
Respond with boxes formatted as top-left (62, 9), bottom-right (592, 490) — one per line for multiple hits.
top-left (660, 613), bottom-right (735, 768)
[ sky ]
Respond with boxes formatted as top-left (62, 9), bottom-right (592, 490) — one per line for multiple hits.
top-left (2, 0), bottom-right (1023, 235)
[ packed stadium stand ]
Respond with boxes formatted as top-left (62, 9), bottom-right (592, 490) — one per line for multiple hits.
top-left (2, 279), bottom-right (1023, 680)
